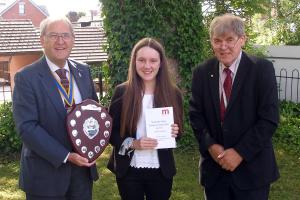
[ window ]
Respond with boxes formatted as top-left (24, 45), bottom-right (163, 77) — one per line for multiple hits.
top-left (0, 61), bottom-right (12, 102)
top-left (19, 2), bottom-right (25, 15)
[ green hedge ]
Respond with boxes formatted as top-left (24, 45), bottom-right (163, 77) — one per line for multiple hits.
top-left (1, 100), bottom-right (299, 154)
top-left (274, 101), bottom-right (300, 153)
top-left (0, 102), bottom-right (21, 153)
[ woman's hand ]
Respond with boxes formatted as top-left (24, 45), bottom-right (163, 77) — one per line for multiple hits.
top-left (171, 123), bottom-right (179, 138)
top-left (132, 137), bottom-right (157, 150)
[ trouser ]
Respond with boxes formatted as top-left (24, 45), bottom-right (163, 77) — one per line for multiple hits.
top-left (117, 166), bottom-right (173, 200)
top-left (204, 172), bottom-right (270, 200)
top-left (26, 164), bottom-right (93, 200)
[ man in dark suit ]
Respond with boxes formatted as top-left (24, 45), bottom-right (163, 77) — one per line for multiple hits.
top-left (189, 14), bottom-right (279, 200)
top-left (13, 16), bottom-right (98, 200)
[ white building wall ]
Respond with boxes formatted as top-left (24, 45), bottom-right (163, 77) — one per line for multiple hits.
top-left (265, 45), bottom-right (300, 103)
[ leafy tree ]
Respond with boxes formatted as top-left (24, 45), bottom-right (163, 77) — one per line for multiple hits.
top-left (203, 0), bottom-right (300, 45)
top-left (268, 0), bottom-right (300, 45)
top-left (201, 0), bottom-right (270, 48)
top-left (201, 0), bottom-right (269, 21)
top-left (66, 11), bottom-right (86, 22)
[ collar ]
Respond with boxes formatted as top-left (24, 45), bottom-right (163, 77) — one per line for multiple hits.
top-left (45, 56), bottom-right (70, 74)
top-left (220, 51), bottom-right (242, 74)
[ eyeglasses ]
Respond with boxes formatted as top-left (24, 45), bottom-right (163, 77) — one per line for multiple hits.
top-left (212, 37), bottom-right (240, 49)
top-left (45, 32), bottom-right (73, 41)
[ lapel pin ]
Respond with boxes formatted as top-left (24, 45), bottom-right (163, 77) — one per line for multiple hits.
top-left (210, 74), bottom-right (214, 78)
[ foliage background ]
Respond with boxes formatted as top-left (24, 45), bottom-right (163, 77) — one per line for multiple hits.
top-left (0, 102), bottom-right (20, 154)
top-left (100, 0), bottom-right (207, 148)
top-left (1, 1), bottom-right (300, 199)
top-left (1, 0), bottom-right (299, 153)
top-left (275, 101), bottom-right (300, 153)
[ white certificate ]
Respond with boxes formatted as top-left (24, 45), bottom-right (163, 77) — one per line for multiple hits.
top-left (145, 107), bottom-right (176, 149)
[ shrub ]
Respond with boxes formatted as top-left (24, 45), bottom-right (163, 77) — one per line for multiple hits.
top-left (274, 101), bottom-right (300, 153)
top-left (0, 99), bottom-right (299, 155)
top-left (0, 102), bottom-right (21, 153)
top-left (90, 62), bottom-right (112, 108)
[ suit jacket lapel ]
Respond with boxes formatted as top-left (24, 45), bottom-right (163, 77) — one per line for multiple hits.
top-left (38, 57), bottom-right (66, 120)
top-left (68, 60), bottom-right (88, 100)
top-left (208, 60), bottom-right (221, 121)
top-left (226, 52), bottom-right (250, 113)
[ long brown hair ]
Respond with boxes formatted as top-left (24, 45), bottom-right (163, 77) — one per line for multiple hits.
top-left (120, 37), bottom-right (183, 137)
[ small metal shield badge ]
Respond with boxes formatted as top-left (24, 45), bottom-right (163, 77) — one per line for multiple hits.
top-left (83, 117), bottom-right (99, 139)
top-left (66, 99), bottom-right (112, 162)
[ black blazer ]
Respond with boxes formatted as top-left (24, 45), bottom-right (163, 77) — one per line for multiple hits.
top-left (13, 56), bottom-right (99, 196)
top-left (189, 52), bottom-right (279, 189)
top-left (107, 83), bottom-right (183, 179)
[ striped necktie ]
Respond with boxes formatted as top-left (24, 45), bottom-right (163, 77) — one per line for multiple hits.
top-left (56, 68), bottom-right (71, 108)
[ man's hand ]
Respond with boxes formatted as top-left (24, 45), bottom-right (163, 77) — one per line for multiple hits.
top-left (218, 148), bottom-right (243, 172)
top-left (67, 152), bottom-right (96, 167)
top-left (171, 124), bottom-right (180, 138)
top-left (208, 144), bottom-right (225, 163)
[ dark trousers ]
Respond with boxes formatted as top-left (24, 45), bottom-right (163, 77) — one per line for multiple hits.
top-left (26, 164), bottom-right (93, 200)
top-left (204, 172), bottom-right (270, 200)
top-left (116, 167), bottom-right (173, 200)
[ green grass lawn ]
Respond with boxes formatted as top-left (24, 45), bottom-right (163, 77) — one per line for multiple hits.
top-left (0, 144), bottom-right (299, 200)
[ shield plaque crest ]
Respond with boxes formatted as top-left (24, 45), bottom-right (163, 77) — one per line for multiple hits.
top-left (66, 99), bottom-right (112, 162)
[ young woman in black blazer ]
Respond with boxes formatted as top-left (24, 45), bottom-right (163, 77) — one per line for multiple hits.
top-left (107, 37), bottom-right (183, 200)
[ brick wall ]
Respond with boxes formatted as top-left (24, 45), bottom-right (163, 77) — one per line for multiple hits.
top-left (1, 0), bottom-right (47, 27)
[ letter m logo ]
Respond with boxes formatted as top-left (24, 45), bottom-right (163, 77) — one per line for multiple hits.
top-left (161, 109), bottom-right (169, 115)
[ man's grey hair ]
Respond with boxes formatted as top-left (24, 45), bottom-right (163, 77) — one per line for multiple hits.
top-left (39, 16), bottom-right (74, 37)
top-left (209, 13), bottom-right (245, 38)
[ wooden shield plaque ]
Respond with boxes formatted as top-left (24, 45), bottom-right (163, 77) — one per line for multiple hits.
top-left (66, 99), bottom-right (112, 162)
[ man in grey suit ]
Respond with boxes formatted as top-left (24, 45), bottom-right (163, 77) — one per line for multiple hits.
top-left (13, 16), bottom-right (99, 200)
